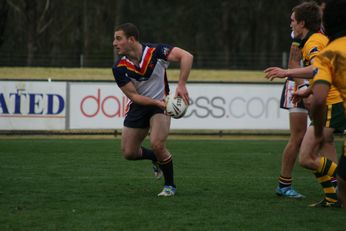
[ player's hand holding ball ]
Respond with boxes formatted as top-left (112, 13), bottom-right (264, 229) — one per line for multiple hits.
top-left (165, 94), bottom-right (188, 119)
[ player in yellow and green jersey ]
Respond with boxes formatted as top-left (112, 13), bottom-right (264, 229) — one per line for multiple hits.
top-left (264, 1), bottom-right (341, 204)
top-left (309, 0), bottom-right (346, 208)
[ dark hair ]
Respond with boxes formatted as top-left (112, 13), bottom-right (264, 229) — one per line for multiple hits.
top-left (115, 23), bottom-right (140, 41)
top-left (323, 0), bottom-right (346, 41)
top-left (292, 2), bottom-right (321, 32)
top-left (315, 0), bottom-right (332, 5)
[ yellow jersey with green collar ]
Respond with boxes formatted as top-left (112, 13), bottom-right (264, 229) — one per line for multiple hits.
top-left (312, 37), bottom-right (346, 106)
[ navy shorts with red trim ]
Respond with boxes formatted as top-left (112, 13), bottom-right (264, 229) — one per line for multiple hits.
top-left (124, 103), bottom-right (164, 128)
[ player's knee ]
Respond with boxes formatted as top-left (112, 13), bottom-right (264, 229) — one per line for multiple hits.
top-left (151, 141), bottom-right (165, 155)
top-left (299, 154), bottom-right (314, 169)
top-left (121, 147), bottom-right (137, 160)
top-left (299, 159), bottom-right (309, 169)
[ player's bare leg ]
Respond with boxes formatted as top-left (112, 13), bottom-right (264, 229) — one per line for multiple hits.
top-left (149, 114), bottom-right (176, 196)
top-left (121, 127), bottom-right (148, 160)
top-left (336, 143), bottom-right (346, 209)
top-left (149, 114), bottom-right (171, 162)
top-left (337, 176), bottom-right (346, 209)
top-left (281, 112), bottom-right (307, 177)
top-left (299, 126), bottom-right (339, 207)
top-left (121, 126), bottom-right (162, 179)
top-left (319, 128), bottom-right (338, 188)
top-left (276, 112), bottom-right (307, 198)
top-left (319, 128), bottom-right (338, 162)
top-left (299, 127), bottom-right (324, 169)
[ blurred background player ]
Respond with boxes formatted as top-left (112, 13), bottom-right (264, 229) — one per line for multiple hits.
top-left (265, 30), bottom-right (306, 199)
top-left (112, 23), bottom-right (193, 197)
top-left (307, 0), bottom-right (346, 208)
top-left (263, 1), bottom-right (326, 199)
top-left (289, 1), bottom-right (345, 207)
top-left (267, 1), bottom-right (343, 207)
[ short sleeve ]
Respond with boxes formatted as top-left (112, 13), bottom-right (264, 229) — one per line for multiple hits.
top-left (155, 44), bottom-right (174, 61)
top-left (312, 53), bottom-right (333, 86)
top-left (304, 35), bottom-right (328, 63)
top-left (112, 65), bottom-right (131, 87)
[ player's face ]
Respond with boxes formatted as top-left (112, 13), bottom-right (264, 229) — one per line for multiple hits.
top-left (290, 12), bottom-right (304, 39)
top-left (113, 30), bottom-right (131, 55)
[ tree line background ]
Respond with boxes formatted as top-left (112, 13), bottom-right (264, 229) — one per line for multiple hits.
top-left (0, 0), bottom-right (305, 69)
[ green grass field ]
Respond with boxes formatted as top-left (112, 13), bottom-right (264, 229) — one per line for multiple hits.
top-left (0, 139), bottom-right (345, 231)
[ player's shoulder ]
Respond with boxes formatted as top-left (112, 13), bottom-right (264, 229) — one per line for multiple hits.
top-left (318, 37), bottom-right (346, 58)
top-left (143, 42), bottom-right (173, 59)
top-left (303, 32), bottom-right (329, 56)
top-left (143, 42), bottom-right (159, 48)
top-left (327, 36), bottom-right (346, 50)
top-left (143, 43), bottom-right (173, 52)
top-left (112, 56), bottom-right (127, 70)
top-left (309, 32), bottom-right (329, 45)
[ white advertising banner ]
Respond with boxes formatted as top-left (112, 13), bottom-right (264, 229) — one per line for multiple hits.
top-left (171, 83), bottom-right (288, 129)
top-left (0, 81), bottom-right (67, 130)
top-left (69, 83), bottom-right (128, 129)
top-left (69, 82), bottom-right (289, 130)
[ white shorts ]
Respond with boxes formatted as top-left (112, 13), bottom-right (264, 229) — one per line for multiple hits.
top-left (289, 107), bottom-right (308, 113)
top-left (280, 79), bottom-right (309, 110)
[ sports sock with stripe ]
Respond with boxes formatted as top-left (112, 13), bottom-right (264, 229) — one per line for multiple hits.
top-left (159, 157), bottom-right (175, 187)
top-left (316, 157), bottom-right (337, 178)
top-left (314, 156), bottom-right (338, 202)
top-left (314, 172), bottom-right (337, 202)
top-left (278, 176), bottom-right (292, 188)
top-left (140, 147), bottom-right (157, 162)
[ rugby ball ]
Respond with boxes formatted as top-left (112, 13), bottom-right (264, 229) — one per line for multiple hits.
top-left (165, 95), bottom-right (188, 119)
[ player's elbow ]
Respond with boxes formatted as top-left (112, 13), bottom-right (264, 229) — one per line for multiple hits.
top-left (121, 147), bottom-right (138, 160)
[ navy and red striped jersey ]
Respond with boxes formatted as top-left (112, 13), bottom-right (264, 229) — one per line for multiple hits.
top-left (112, 43), bottom-right (173, 101)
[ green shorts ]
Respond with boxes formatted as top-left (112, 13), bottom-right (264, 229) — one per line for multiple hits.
top-left (324, 102), bottom-right (346, 134)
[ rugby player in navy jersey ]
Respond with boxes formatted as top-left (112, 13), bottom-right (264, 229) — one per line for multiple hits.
top-left (112, 23), bottom-right (193, 197)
